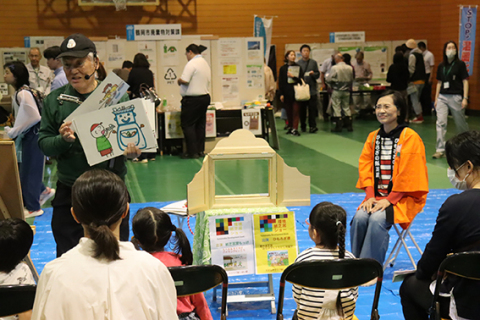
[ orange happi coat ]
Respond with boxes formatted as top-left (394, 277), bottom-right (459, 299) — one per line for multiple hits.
top-left (356, 127), bottom-right (429, 229)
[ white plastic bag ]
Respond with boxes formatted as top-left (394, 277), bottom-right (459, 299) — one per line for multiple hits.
top-left (295, 79), bottom-right (311, 101)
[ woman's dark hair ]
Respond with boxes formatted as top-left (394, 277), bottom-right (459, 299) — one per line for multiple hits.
top-left (375, 89), bottom-right (407, 124)
top-left (132, 207), bottom-right (193, 265)
top-left (443, 40), bottom-right (459, 64)
top-left (284, 50), bottom-right (295, 63)
top-left (3, 61), bottom-right (29, 90)
top-left (0, 218), bottom-right (34, 273)
top-left (343, 53), bottom-right (352, 65)
top-left (309, 201), bottom-right (347, 317)
top-left (445, 131), bottom-right (480, 171)
top-left (186, 44), bottom-right (201, 55)
top-left (393, 52), bottom-right (405, 65)
top-left (72, 169), bottom-right (129, 261)
top-left (96, 63), bottom-right (107, 81)
top-left (133, 53), bottom-right (150, 68)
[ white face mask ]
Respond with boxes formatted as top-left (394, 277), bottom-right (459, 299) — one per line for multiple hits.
top-left (446, 49), bottom-right (456, 59)
top-left (447, 162), bottom-right (470, 190)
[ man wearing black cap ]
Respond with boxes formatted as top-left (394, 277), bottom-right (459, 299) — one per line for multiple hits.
top-left (38, 33), bottom-right (140, 257)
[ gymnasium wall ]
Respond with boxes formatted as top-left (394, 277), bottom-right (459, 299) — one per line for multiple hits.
top-left (1, 0), bottom-right (478, 109)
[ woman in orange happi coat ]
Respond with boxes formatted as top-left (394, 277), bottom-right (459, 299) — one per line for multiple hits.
top-left (350, 90), bottom-right (429, 264)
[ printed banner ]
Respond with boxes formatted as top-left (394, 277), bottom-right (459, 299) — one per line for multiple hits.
top-left (254, 16), bottom-right (273, 64)
top-left (126, 24), bottom-right (182, 41)
top-left (329, 31), bottom-right (365, 43)
top-left (459, 6), bottom-right (477, 76)
top-left (209, 215), bottom-right (255, 276)
top-left (253, 212), bottom-right (297, 274)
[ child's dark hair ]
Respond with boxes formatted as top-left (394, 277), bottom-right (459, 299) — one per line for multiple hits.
top-left (71, 169), bottom-right (129, 262)
top-left (0, 218), bottom-right (34, 273)
top-left (132, 207), bottom-right (193, 265)
top-left (309, 202), bottom-right (347, 258)
top-left (309, 201), bottom-right (348, 316)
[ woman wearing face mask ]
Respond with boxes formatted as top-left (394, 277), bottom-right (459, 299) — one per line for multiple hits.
top-left (432, 41), bottom-right (470, 159)
top-left (279, 50), bottom-right (303, 136)
top-left (350, 90), bottom-right (429, 265)
top-left (400, 130), bottom-right (480, 320)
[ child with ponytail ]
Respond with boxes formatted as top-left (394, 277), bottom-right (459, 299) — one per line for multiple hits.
top-left (31, 169), bottom-right (177, 320)
top-left (132, 207), bottom-right (213, 320)
top-left (292, 202), bottom-right (358, 320)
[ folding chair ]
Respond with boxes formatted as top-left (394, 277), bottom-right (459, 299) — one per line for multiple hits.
top-left (168, 265), bottom-right (228, 320)
top-left (384, 214), bottom-right (423, 270)
top-left (430, 251), bottom-right (480, 320)
top-left (0, 284), bottom-right (36, 317)
top-left (276, 259), bottom-right (383, 320)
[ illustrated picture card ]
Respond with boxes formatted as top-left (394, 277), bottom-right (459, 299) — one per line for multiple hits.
top-left (66, 72), bottom-right (129, 122)
top-left (72, 99), bottom-right (157, 166)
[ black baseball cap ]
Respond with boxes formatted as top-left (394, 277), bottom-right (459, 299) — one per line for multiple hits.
top-left (57, 34), bottom-right (97, 59)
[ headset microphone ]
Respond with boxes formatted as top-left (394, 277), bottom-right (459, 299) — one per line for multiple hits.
top-left (84, 70), bottom-right (96, 80)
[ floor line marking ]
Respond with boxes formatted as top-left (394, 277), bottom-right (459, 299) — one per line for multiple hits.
top-left (311, 183), bottom-right (327, 194)
top-left (126, 161), bottom-right (146, 203)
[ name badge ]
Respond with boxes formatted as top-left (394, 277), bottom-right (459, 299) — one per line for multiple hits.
top-left (443, 82), bottom-right (450, 89)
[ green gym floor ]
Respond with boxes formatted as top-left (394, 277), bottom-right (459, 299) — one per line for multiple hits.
top-left (41, 114), bottom-right (479, 202)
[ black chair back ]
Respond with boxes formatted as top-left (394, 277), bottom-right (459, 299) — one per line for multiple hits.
top-left (277, 259), bottom-right (383, 320)
top-left (430, 251), bottom-right (480, 320)
top-left (0, 284), bottom-right (36, 317)
top-left (168, 265), bottom-right (228, 320)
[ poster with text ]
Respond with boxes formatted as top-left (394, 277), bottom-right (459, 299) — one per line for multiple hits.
top-left (106, 39), bottom-right (126, 69)
top-left (219, 57), bottom-right (241, 76)
top-left (164, 111), bottom-right (184, 139)
top-left (209, 215), bottom-right (255, 276)
top-left (363, 46), bottom-right (388, 80)
top-left (242, 108), bottom-right (262, 135)
top-left (138, 41), bottom-right (157, 67)
top-left (253, 212), bottom-right (297, 274)
top-left (93, 41), bottom-right (107, 63)
top-left (312, 48), bottom-right (335, 71)
top-left (3, 51), bottom-right (27, 64)
top-left (246, 40), bottom-right (263, 63)
top-left (338, 46), bottom-right (361, 60)
top-left (221, 77), bottom-right (239, 102)
top-left (72, 99), bottom-right (157, 166)
top-left (219, 39), bottom-right (241, 58)
top-left (246, 64), bottom-right (263, 88)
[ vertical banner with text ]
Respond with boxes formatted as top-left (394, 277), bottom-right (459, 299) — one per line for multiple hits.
top-left (459, 6), bottom-right (477, 76)
top-left (254, 16), bottom-right (273, 64)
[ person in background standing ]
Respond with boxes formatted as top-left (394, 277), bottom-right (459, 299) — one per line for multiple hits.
top-left (296, 44), bottom-right (320, 133)
top-left (432, 40), bottom-right (469, 159)
top-left (43, 46), bottom-right (68, 92)
top-left (405, 39), bottom-right (427, 124)
top-left (352, 51), bottom-right (373, 115)
top-left (327, 53), bottom-right (354, 132)
top-left (279, 50), bottom-right (303, 136)
top-left (418, 41), bottom-right (435, 116)
top-left (264, 61), bottom-right (276, 103)
top-left (387, 52), bottom-right (409, 103)
top-left (26, 47), bottom-right (53, 95)
top-left (127, 53), bottom-right (154, 99)
top-left (113, 60), bottom-right (133, 82)
top-left (178, 44), bottom-right (211, 159)
top-left (320, 53), bottom-right (337, 121)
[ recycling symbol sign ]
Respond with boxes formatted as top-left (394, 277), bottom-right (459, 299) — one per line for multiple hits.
top-left (165, 68), bottom-right (177, 80)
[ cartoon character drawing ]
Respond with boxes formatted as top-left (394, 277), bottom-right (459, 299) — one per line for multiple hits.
top-left (90, 123), bottom-right (116, 157)
top-left (112, 105), bottom-right (146, 151)
top-left (99, 82), bottom-right (126, 107)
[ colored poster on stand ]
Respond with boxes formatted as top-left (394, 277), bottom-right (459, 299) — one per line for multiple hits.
top-left (242, 109), bottom-right (262, 136)
top-left (253, 212), bottom-right (297, 274)
top-left (164, 111), bottom-right (184, 139)
top-left (205, 110), bottom-right (216, 138)
top-left (363, 46), bottom-right (388, 80)
top-left (209, 215), bottom-right (255, 276)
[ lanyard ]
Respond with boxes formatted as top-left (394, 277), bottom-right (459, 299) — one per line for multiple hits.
top-left (443, 61), bottom-right (455, 80)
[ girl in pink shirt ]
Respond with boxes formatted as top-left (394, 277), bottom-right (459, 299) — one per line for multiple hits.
top-left (132, 207), bottom-right (213, 320)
